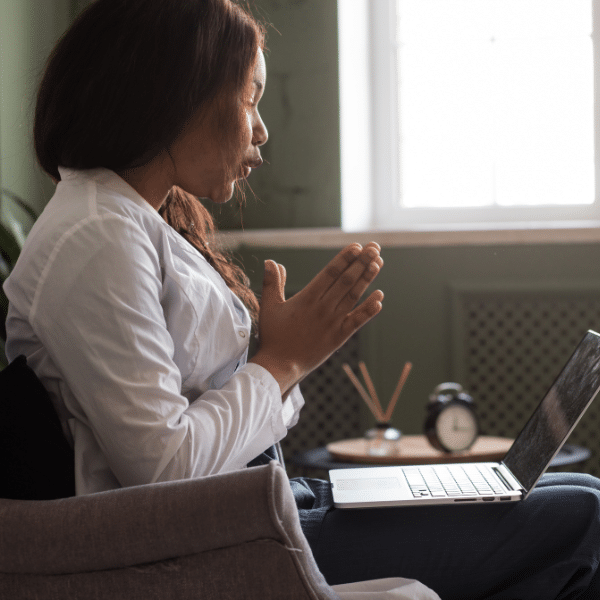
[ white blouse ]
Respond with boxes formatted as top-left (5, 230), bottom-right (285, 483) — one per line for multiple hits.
top-left (3, 168), bottom-right (443, 600)
top-left (4, 167), bottom-right (303, 495)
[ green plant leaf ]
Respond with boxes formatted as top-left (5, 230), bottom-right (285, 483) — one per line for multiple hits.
top-left (0, 287), bottom-right (7, 351)
top-left (1, 188), bottom-right (38, 223)
top-left (0, 189), bottom-right (36, 356)
top-left (0, 221), bottom-right (21, 268)
top-left (0, 338), bottom-right (7, 370)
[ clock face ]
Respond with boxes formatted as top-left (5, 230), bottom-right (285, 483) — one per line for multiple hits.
top-left (435, 404), bottom-right (478, 452)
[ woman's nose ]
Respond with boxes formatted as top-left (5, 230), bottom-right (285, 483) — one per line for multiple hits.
top-left (253, 113), bottom-right (268, 146)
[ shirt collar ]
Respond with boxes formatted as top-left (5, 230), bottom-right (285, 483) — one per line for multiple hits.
top-left (57, 166), bottom-right (162, 220)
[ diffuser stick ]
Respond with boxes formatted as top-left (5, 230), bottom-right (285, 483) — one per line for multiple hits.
top-left (384, 361), bottom-right (412, 422)
top-left (359, 361), bottom-right (385, 419)
top-left (342, 363), bottom-right (384, 421)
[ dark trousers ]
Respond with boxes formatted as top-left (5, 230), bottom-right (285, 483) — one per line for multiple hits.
top-left (294, 472), bottom-right (600, 600)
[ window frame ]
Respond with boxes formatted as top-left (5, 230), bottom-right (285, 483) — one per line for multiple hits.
top-left (339, 0), bottom-right (600, 232)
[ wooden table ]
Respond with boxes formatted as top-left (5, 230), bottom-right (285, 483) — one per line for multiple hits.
top-left (289, 435), bottom-right (591, 475)
top-left (326, 435), bottom-right (513, 465)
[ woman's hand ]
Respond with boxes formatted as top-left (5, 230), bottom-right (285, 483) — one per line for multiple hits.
top-left (249, 242), bottom-right (384, 395)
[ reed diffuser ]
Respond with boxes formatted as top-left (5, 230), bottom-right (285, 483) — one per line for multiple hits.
top-left (342, 361), bottom-right (412, 457)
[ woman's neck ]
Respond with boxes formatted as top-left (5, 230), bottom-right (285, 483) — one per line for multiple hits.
top-left (116, 153), bottom-right (174, 211)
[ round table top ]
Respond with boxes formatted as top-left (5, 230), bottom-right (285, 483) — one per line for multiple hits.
top-left (291, 435), bottom-right (590, 471)
top-left (326, 435), bottom-right (513, 465)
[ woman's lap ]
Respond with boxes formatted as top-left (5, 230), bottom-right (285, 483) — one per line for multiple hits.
top-left (300, 472), bottom-right (600, 600)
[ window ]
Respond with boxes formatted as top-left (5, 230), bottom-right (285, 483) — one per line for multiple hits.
top-left (339, 0), bottom-right (599, 231)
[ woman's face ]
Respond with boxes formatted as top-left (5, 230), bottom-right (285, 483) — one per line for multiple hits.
top-left (168, 50), bottom-right (268, 204)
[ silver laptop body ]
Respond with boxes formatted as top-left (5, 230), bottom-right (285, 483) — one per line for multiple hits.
top-left (330, 330), bottom-right (600, 509)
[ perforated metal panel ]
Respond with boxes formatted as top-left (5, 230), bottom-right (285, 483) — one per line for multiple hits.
top-left (280, 333), bottom-right (363, 478)
top-left (452, 284), bottom-right (600, 476)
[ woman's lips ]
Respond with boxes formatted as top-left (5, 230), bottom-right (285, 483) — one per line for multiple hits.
top-left (240, 157), bottom-right (262, 179)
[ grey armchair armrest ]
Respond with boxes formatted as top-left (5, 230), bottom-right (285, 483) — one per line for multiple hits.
top-left (0, 461), bottom-right (341, 600)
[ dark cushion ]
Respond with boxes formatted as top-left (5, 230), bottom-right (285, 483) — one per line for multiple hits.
top-left (0, 355), bottom-right (75, 499)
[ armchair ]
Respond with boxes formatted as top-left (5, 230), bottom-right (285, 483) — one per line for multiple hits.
top-left (0, 461), bottom-right (341, 599)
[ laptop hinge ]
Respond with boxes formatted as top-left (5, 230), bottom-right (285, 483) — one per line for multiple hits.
top-left (493, 466), bottom-right (514, 490)
top-left (497, 463), bottom-right (525, 496)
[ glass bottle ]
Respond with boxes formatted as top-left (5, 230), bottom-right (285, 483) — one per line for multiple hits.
top-left (365, 422), bottom-right (402, 456)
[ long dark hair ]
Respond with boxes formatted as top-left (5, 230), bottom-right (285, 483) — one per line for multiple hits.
top-left (34, 0), bottom-right (262, 324)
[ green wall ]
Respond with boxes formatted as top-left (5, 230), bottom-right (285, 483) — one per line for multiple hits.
top-left (0, 0), bottom-right (74, 214)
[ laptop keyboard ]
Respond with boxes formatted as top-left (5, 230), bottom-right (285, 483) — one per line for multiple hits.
top-left (404, 465), bottom-right (507, 498)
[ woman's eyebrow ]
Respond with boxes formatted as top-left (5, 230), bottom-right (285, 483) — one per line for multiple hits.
top-left (253, 80), bottom-right (264, 91)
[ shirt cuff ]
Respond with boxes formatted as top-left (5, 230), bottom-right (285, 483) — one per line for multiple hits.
top-left (240, 362), bottom-right (305, 430)
top-left (283, 384), bottom-right (305, 429)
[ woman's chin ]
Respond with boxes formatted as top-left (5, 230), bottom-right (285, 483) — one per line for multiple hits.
top-left (198, 183), bottom-right (236, 204)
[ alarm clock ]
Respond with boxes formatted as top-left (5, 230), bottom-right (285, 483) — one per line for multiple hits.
top-left (424, 383), bottom-right (479, 453)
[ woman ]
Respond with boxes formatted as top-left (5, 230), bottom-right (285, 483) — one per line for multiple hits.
top-left (4, 0), bottom-right (600, 598)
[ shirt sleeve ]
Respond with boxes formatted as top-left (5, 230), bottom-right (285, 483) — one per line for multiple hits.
top-left (282, 384), bottom-right (305, 429)
top-left (29, 214), bottom-right (292, 487)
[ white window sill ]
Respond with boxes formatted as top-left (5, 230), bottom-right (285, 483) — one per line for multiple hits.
top-left (215, 221), bottom-right (600, 250)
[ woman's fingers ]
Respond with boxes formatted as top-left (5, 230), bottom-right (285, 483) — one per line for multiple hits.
top-left (341, 289), bottom-right (385, 338)
top-left (276, 262), bottom-right (287, 300)
top-left (253, 248), bottom-right (384, 393)
top-left (304, 243), bottom-right (382, 302)
top-left (364, 241), bottom-right (381, 252)
top-left (324, 248), bottom-right (382, 310)
top-left (260, 260), bottom-right (287, 306)
top-left (340, 256), bottom-right (383, 312)
top-left (317, 244), bottom-right (382, 313)
top-left (304, 244), bottom-right (364, 297)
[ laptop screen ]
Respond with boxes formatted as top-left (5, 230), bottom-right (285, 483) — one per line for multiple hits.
top-left (503, 330), bottom-right (600, 494)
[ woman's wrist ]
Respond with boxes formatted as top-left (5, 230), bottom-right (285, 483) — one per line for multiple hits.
top-left (248, 351), bottom-right (303, 398)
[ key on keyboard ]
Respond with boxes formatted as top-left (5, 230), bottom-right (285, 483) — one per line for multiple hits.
top-left (404, 465), bottom-right (505, 498)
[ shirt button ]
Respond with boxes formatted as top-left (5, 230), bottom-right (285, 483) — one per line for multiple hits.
top-left (238, 331), bottom-right (247, 338)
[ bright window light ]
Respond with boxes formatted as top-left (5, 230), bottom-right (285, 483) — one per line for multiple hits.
top-left (398, 0), bottom-right (594, 210)
top-left (339, 0), bottom-right (600, 231)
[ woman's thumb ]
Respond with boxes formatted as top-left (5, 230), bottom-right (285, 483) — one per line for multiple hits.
top-left (261, 260), bottom-right (285, 304)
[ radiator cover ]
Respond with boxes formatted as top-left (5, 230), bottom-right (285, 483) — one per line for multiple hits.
top-left (451, 282), bottom-right (600, 477)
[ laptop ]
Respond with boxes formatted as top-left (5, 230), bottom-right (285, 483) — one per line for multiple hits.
top-left (329, 330), bottom-right (600, 509)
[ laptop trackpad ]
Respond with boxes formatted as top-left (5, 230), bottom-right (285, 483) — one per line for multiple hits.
top-left (334, 476), bottom-right (402, 491)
